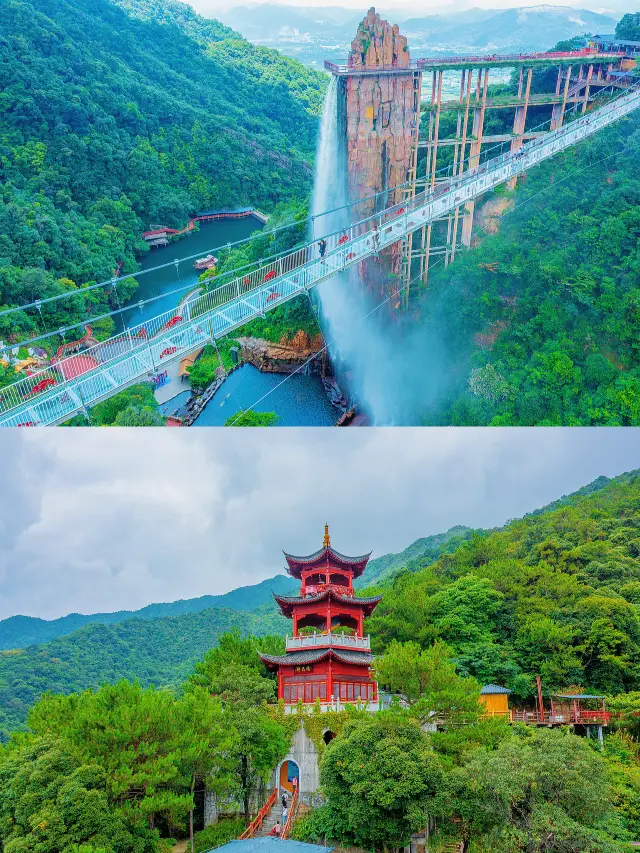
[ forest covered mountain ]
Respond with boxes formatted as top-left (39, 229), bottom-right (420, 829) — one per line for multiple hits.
top-left (0, 602), bottom-right (288, 739)
top-left (0, 0), bottom-right (324, 354)
top-left (0, 574), bottom-right (296, 650)
top-left (1, 468), bottom-right (638, 738)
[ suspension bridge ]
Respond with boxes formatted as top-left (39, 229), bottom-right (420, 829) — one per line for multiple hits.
top-left (1, 78), bottom-right (639, 427)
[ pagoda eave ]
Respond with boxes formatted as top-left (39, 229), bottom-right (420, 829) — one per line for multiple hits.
top-left (258, 647), bottom-right (374, 670)
top-left (273, 589), bottom-right (382, 618)
top-left (283, 546), bottom-right (372, 578)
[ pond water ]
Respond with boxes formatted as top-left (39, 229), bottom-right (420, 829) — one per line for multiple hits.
top-left (192, 364), bottom-right (338, 427)
top-left (121, 217), bottom-right (337, 426)
top-left (121, 217), bottom-right (261, 329)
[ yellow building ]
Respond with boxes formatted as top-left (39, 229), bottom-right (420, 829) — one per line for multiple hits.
top-left (480, 684), bottom-right (512, 718)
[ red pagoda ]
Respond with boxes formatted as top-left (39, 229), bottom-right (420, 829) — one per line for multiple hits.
top-left (259, 526), bottom-right (382, 706)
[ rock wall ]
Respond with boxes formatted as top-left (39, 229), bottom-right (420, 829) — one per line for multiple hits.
top-left (343, 8), bottom-right (418, 218)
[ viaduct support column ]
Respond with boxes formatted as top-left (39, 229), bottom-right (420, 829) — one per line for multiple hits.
top-left (461, 67), bottom-right (489, 247)
top-left (422, 69), bottom-right (443, 286)
top-left (508, 66), bottom-right (532, 189)
top-left (449, 68), bottom-right (473, 266)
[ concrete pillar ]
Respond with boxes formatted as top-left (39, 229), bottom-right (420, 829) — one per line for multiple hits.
top-left (582, 63), bottom-right (594, 113)
top-left (204, 792), bottom-right (220, 827)
top-left (598, 725), bottom-right (604, 748)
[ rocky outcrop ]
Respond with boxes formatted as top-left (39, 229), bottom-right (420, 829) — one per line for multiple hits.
top-left (344, 8), bottom-right (417, 218)
top-left (237, 335), bottom-right (325, 375)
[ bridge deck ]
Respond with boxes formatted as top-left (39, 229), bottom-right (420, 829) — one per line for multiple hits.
top-left (325, 50), bottom-right (625, 75)
top-left (1, 81), bottom-right (639, 427)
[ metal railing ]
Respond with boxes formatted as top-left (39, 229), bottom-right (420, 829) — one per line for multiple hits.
top-left (285, 632), bottom-right (371, 650)
top-left (2, 77), bottom-right (639, 427)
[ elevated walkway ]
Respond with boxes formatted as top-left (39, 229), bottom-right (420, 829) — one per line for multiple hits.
top-left (1, 80), bottom-right (639, 427)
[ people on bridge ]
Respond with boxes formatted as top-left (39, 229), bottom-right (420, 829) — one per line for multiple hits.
top-left (318, 238), bottom-right (327, 260)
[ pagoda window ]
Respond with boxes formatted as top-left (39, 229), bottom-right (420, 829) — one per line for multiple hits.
top-left (328, 573), bottom-right (350, 588)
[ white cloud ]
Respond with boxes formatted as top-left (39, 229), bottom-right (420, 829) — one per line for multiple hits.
top-left (0, 427), bottom-right (636, 620)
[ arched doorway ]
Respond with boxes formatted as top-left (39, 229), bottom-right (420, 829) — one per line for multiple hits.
top-left (279, 759), bottom-right (300, 794)
top-left (323, 730), bottom-right (336, 745)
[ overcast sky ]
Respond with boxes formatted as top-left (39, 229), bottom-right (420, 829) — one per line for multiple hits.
top-left (0, 428), bottom-right (638, 622)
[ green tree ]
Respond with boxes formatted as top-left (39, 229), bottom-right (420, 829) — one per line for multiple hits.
top-left (0, 736), bottom-right (160, 853)
top-left (225, 410), bottom-right (278, 426)
top-left (28, 682), bottom-right (192, 830)
top-left (319, 713), bottom-right (444, 850)
top-left (374, 640), bottom-right (481, 725)
top-left (448, 727), bottom-right (625, 852)
top-left (616, 13), bottom-right (640, 40)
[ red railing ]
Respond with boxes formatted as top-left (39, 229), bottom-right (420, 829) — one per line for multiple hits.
top-left (325, 49), bottom-right (624, 74)
top-left (239, 788), bottom-right (277, 839)
top-left (281, 787), bottom-right (299, 839)
top-left (510, 710), bottom-right (611, 725)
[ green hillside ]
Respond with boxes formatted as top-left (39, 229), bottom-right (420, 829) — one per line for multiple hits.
top-left (357, 526), bottom-right (475, 588)
top-left (0, 0), bottom-right (324, 349)
top-left (422, 104), bottom-right (640, 425)
top-left (0, 603), bottom-right (288, 739)
top-left (367, 469), bottom-right (640, 699)
top-left (0, 574), bottom-right (296, 649)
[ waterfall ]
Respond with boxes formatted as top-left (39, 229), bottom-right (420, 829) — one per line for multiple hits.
top-left (311, 79), bottom-right (395, 424)
top-left (310, 80), bottom-right (447, 425)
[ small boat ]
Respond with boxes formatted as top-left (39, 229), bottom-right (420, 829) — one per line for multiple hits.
top-left (194, 254), bottom-right (218, 271)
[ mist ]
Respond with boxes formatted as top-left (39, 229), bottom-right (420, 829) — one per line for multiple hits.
top-left (311, 79), bottom-right (458, 425)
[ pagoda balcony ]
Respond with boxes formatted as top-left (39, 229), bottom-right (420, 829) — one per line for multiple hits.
top-left (303, 583), bottom-right (352, 597)
top-left (285, 632), bottom-right (371, 651)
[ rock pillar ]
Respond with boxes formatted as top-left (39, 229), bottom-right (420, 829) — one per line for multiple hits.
top-left (342, 8), bottom-right (418, 218)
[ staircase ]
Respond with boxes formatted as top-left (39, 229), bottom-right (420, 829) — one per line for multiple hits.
top-left (257, 800), bottom-right (285, 837)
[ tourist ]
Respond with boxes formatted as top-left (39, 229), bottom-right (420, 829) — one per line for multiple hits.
top-left (270, 821), bottom-right (282, 838)
top-left (292, 775), bottom-right (298, 795)
top-left (282, 806), bottom-right (288, 824)
top-left (281, 792), bottom-right (287, 810)
top-left (318, 238), bottom-right (327, 259)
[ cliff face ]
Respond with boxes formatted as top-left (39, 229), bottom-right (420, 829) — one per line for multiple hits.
top-left (343, 8), bottom-right (417, 218)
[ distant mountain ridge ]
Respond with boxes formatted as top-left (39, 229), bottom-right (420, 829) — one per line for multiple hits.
top-left (215, 3), bottom-right (618, 67)
top-left (0, 575), bottom-right (297, 650)
top-left (357, 526), bottom-right (476, 588)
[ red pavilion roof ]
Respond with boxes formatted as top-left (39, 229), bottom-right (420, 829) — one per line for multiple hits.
top-left (258, 647), bottom-right (374, 670)
top-left (283, 546), bottom-right (371, 579)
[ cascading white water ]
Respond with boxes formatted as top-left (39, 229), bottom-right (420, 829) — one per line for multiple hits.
top-left (311, 79), bottom-right (403, 424)
top-left (311, 80), bottom-right (448, 425)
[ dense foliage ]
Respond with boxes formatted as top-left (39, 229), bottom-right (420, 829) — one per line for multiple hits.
top-left (616, 13), bottom-right (640, 41)
top-left (2, 475), bottom-right (640, 851)
top-left (421, 110), bottom-right (640, 425)
top-left (0, 0), bottom-right (323, 351)
top-left (0, 607), bottom-right (287, 738)
top-left (367, 470), bottom-right (640, 699)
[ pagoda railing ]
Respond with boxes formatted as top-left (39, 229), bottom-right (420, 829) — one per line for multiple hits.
top-left (286, 632), bottom-right (371, 650)
top-left (304, 583), bottom-right (351, 597)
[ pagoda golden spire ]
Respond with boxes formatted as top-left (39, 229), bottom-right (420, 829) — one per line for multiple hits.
top-left (323, 523), bottom-right (331, 548)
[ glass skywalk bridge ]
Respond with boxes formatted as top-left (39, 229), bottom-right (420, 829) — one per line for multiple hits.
top-left (1, 79), bottom-right (639, 427)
